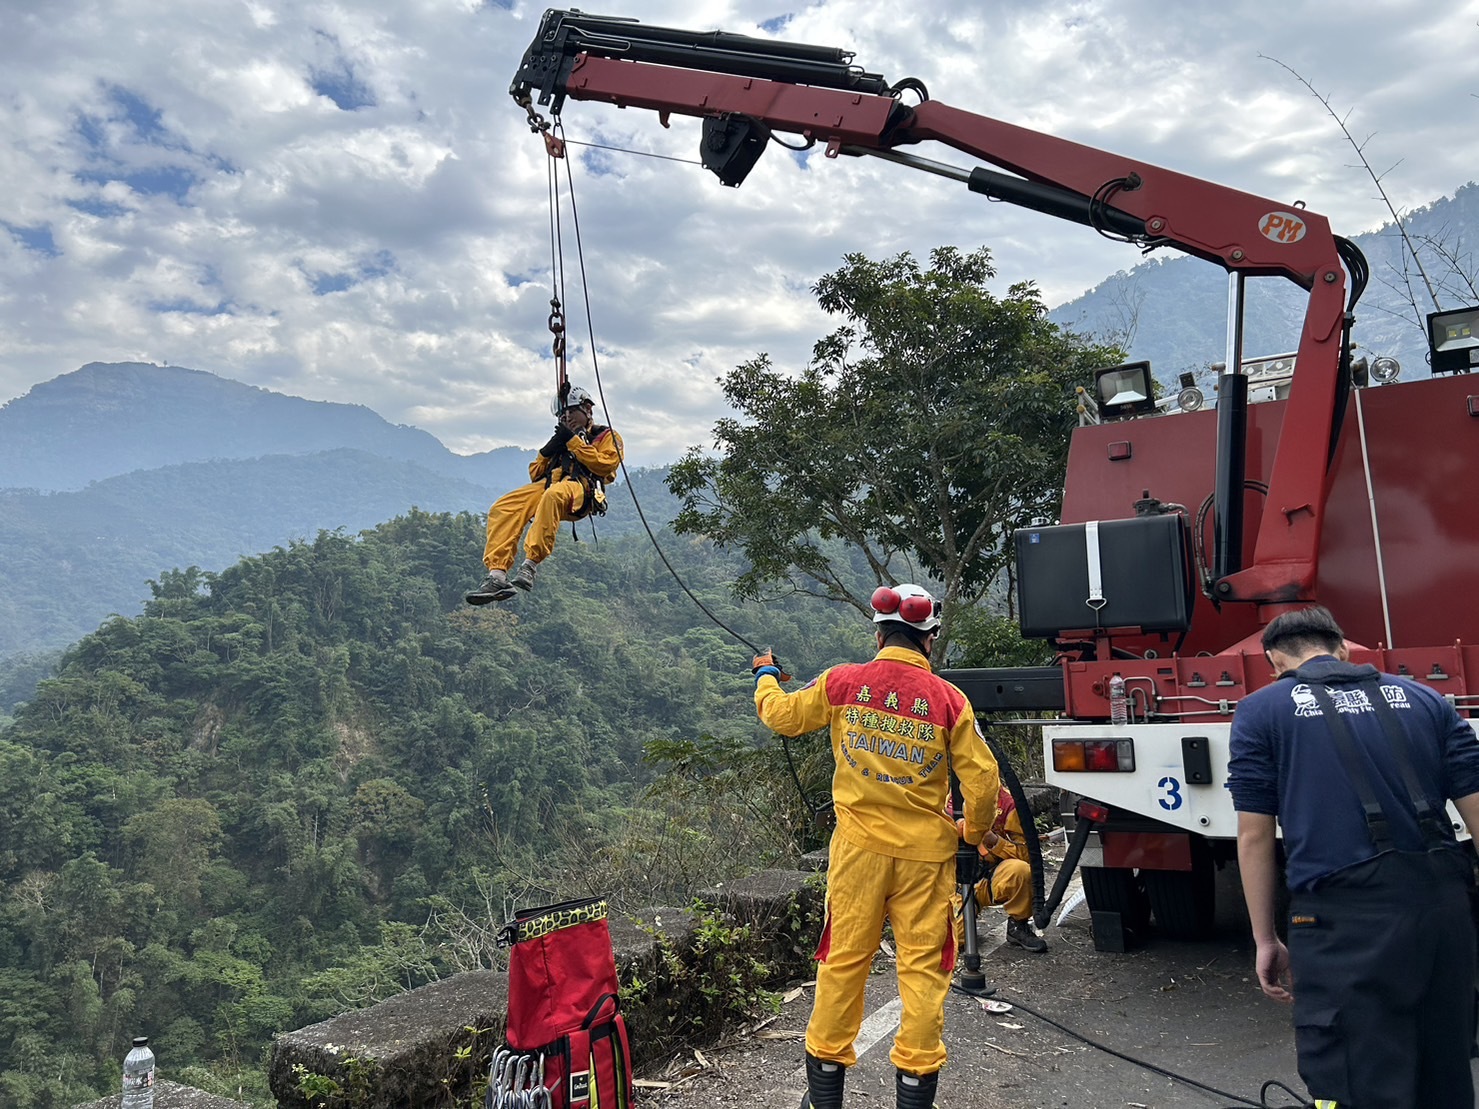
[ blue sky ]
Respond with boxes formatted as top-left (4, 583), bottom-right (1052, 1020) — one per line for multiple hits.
top-left (1, 0), bottom-right (1476, 463)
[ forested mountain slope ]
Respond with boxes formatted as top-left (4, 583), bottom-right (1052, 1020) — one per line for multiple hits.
top-left (0, 445), bottom-right (679, 661)
top-left (0, 509), bottom-right (863, 1105)
top-left (1049, 182), bottom-right (1479, 385)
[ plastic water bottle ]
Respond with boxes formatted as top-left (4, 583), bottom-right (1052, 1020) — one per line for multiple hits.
top-left (121, 1036), bottom-right (155, 1109)
top-left (1109, 673), bottom-right (1128, 726)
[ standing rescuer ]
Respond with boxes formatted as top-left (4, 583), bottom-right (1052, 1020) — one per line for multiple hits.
top-left (1228, 604), bottom-right (1479, 1109)
top-left (466, 385), bottom-right (623, 604)
top-left (753, 584), bottom-right (1000, 1109)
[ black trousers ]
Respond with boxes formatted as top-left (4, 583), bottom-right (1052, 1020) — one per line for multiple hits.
top-left (1289, 849), bottom-right (1477, 1109)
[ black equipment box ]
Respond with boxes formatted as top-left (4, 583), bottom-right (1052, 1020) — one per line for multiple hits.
top-left (1014, 515), bottom-right (1191, 639)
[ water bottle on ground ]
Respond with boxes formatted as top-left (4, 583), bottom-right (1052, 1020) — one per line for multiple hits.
top-left (121, 1036), bottom-right (155, 1109)
top-left (1108, 673), bottom-right (1128, 726)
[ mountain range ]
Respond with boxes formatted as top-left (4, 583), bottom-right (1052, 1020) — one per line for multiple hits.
top-left (1050, 181), bottom-right (1479, 389)
top-left (2, 182), bottom-right (1474, 663)
top-left (0, 364), bottom-right (679, 660)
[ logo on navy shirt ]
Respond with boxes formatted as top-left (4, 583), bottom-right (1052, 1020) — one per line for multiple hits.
top-left (1288, 682), bottom-right (1413, 716)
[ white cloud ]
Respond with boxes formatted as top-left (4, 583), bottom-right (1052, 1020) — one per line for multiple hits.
top-left (2, 0), bottom-right (1477, 463)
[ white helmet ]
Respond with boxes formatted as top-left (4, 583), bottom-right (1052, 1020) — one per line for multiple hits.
top-left (552, 384), bottom-right (595, 416)
top-left (871, 583), bottom-right (941, 632)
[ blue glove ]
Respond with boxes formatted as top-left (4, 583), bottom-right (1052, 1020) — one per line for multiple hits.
top-left (753, 665), bottom-right (781, 685)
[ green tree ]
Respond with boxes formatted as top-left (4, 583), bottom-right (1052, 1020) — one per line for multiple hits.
top-left (667, 246), bottom-right (1124, 657)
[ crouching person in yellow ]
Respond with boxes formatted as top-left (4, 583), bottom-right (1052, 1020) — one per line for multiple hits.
top-left (465, 385), bottom-right (622, 604)
top-left (953, 787), bottom-right (1048, 954)
top-left (753, 585), bottom-right (1001, 1109)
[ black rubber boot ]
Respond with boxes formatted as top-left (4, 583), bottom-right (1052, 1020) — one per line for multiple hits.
top-left (799, 1053), bottom-right (844, 1109)
top-left (895, 1068), bottom-right (938, 1109)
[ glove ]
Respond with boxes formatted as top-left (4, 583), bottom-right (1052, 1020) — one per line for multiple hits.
top-left (751, 648), bottom-right (791, 683)
top-left (538, 423), bottom-right (575, 458)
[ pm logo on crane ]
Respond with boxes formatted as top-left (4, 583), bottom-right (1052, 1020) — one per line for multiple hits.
top-left (1259, 211), bottom-right (1307, 243)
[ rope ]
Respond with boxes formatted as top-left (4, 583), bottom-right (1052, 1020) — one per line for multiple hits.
top-left (551, 119), bottom-right (762, 657)
top-left (559, 136), bottom-right (703, 167)
top-left (549, 121), bottom-right (829, 821)
top-left (547, 152), bottom-right (568, 399)
top-left (953, 985), bottom-right (1303, 1107)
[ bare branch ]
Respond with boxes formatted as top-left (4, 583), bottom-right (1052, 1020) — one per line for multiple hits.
top-left (1261, 54), bottom-right (1442, 312)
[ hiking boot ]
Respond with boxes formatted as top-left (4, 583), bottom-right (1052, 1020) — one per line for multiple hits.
top-left (799, 1053), bottom-right (844, 1109)
top-left (1007, 917), bottom-right (1048, 953)
top-left (895, 1068), bottom-right (939, 1109)
top-left (465, 569), bottom-right (516, 605)
top-left (512, 559), bottom-right (538, 591)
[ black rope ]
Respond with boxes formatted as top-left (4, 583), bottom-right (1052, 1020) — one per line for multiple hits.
top-left (953, 986), bottom-right (1301, 1107)
top-left (547, 146), bottom-right (569, 399)
top-left (554, 123), bottom-right (765, 656)
top-left (559, 136), bottom-right (703, 167)
top-left (553, 122), bottom-right (829, 822)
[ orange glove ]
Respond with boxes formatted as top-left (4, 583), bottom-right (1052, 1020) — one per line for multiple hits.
top-left (751, 648), bottom-right (792, 682)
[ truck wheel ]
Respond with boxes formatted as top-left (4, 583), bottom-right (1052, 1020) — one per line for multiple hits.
top-left (1080, 865), bottom-right (1150, 932)
top-left (1143, 842), bottom-right (1216, 939)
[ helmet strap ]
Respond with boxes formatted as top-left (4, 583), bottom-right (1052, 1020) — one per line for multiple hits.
top-left (878, 625), bottom-right (933, 656)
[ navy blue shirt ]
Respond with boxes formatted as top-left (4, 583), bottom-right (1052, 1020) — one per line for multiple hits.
top-left (1227, 656), bottom-right (1479, 891)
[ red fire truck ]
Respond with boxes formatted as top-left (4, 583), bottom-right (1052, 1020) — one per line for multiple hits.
top-left (510, 11), bottom-right (1479, 951)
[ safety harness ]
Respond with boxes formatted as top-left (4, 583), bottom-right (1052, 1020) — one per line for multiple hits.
top-left (1298, 669), bottom-right (1452, 853)
top-left (544, 425), bottom-right (613, 524)
top-left (492, 896), bottom-right (632, 1109)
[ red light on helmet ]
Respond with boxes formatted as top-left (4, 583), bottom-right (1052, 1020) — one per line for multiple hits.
top-left (871, 586), bottom-right (901, 614)
top-left (899, 594), bottom-right (935, 623)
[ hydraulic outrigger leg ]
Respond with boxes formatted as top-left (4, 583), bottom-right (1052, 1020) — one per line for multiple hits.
top-left (954, 823), bottom-right (996, 997)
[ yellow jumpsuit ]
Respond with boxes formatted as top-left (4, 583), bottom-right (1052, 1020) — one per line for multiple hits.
top-left (953, 787), bottom-right (1034, 949)
top-left (755, 646), bottom-right (1000, 1076)
top-left (481, 426), bottom-right (623, 573)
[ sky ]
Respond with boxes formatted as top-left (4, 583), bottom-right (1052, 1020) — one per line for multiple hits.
top-left (2, 0), bottom-right (1477, 465)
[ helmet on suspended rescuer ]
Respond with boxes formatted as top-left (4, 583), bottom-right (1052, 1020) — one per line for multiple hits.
top-left (552, 384), bottom-right (595, 416)
top-left (871, 583), bottom-right (942, 633)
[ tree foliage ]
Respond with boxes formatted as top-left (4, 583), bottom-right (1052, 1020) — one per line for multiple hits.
top-left (0, 508), bottom-right (870, 1104)
top-left (668, 246), bottom-right (1124, 655)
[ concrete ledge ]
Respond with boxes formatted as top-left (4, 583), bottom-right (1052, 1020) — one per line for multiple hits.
top-left (267, 887), bottom-right (818, 1107)
top-left (74, 1079), bottom-right (252, 1108)
top-left (700, 868), bottom-right (827, 985)
top-left (267, 970), bottom-right (506, 1109)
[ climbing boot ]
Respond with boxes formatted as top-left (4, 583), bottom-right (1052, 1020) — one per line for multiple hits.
top-left (799, 1053), bottom-right (844, 1109)
top-left (1006, 917), bottom-right (1048, 953)
top-left (895, 1068), bottom-right (938, 1109)
top-left (512, 559), bottom-right (539, 591)
top-left (465, 569), bottom-right (516, 605)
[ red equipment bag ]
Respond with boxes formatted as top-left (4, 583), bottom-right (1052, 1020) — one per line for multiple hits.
top-left (491, 897), bottom-right (634, 1109)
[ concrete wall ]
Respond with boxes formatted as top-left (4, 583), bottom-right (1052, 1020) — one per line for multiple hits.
top-left (266, 870), bottom-right (826, 1108)
top-left (262, 785), bottom-right (1054, 1107)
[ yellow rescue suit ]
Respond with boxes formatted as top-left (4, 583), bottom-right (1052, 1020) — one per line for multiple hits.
top-left (755, 646), bottom-right (1000, 1076)
top-left (482, 425), bottom-right (623, 572)
top-left (974, 789), bottom-right (1033, 921)
top-left (953, 787), bottom-right (1034, 949)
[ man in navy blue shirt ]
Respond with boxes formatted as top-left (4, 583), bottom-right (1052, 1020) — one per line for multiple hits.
top-left (1229, 605), bottom-right (1479, 1108)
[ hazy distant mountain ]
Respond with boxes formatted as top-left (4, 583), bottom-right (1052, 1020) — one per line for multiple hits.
top-left (0, 360), bottom-right (686, 658)
top-left (0, 449), bottom-right (489, 655)
top-left (1049, 182), bottom-right (1479, 389)
top-left (0, 361), bottom-right (529, 492)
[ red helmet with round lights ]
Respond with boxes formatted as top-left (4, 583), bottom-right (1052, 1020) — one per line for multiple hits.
top-left (870, 583), bottom-right (942, 632)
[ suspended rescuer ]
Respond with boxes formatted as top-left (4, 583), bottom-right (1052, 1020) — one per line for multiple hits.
top-left (952, 784), bottom-right (1048, 953)
top-left (1227, 604), bottom-right (1479, 1109)
top-left (466, 386), bottom-right (622, 604)
top-left (752, 584), bottom-right (1001, 1109)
